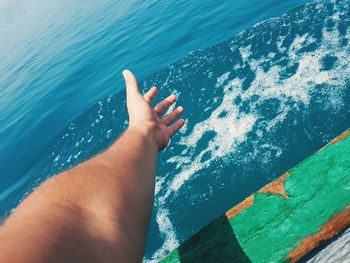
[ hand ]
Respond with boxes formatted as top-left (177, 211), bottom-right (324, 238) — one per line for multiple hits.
top-left (123, 70), bottom-right (185, 151)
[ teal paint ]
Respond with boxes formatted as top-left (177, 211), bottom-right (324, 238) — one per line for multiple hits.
top-left (160, 130), bottom-right (350, 262)
top-left (230, 131), bottom-right (350, 262)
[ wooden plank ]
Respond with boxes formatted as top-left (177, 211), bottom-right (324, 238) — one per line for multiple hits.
top-left (160, 129), bottom-right (350, 262)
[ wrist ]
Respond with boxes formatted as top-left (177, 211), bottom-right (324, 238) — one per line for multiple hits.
top-left (127, 123), bottom-right (159, 150)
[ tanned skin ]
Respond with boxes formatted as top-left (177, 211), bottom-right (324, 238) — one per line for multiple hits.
top-left (0, 70), bottom-right (185, 263)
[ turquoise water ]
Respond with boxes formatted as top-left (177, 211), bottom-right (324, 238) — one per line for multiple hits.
top-left (1, 0), bottom-right (350, 261)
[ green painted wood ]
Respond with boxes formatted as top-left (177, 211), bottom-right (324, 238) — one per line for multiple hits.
top-left (160, 129), bottom-right (350, 263)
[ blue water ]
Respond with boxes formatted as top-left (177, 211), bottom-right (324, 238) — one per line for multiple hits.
top-left (1, 0), bottom-right (349, 261)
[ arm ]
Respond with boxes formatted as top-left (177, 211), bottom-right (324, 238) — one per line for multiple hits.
top-left (0, 70), bottom-right (184, 263)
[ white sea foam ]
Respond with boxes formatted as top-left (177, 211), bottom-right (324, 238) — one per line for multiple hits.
top-left (149, 2), bottom-right (350, 261)
top-left (149, 208), bottom-right (179, 261)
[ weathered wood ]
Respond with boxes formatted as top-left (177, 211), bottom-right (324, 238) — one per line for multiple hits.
top-left (160, 129), bottom-right (350, 262)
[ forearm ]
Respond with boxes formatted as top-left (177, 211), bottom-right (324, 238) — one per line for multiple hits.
top-left (0, 69), bottom-right (184, 263)
top-left (69, 126), bottom-right (158, 248)
top-left (0, 127), bottom-right (158, 262)
top-left (96, 126), bottom-right (158, 244)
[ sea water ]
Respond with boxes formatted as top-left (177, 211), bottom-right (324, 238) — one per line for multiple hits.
top-left (0, 0), bottom-right (349, 262)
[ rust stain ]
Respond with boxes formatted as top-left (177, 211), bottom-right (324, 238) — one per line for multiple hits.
top-left (318, 130), bottom-right (350, 153)
top-left (226, 195), bottom-right (254, 219)
top-left (259, 172), bottom-right (290, 199)
top-left (287, 205), bottom-right (350, 263)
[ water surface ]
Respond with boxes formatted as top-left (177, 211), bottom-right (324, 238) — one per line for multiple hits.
top-left (1, 0), bottom-right (349, 261)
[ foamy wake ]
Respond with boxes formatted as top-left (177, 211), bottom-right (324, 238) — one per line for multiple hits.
top-left (148, 1), bottom-right (350, 261)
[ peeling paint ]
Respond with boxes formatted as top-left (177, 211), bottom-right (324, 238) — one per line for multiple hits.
top-left (317, 129), bottom-right (349, 152)
top-left (226, 195), bottom-right (254, 219)
top-left (259, 172), bottom-right (290, 199)
top-left (330, 130), bottom-right (350, 145)
top-left (287, 205), bottom-right (350, 263)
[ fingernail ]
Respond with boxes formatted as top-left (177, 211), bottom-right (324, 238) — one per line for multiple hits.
top-left (122, 69), bottom-right (129, 77)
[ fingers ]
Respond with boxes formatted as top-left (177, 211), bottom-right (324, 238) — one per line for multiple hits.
top-left (168, 119), bottom-right (185, 137)
top-left (162, 106), bottom-right (184, 126)
top-left (155, 94), bottom-right (177, 116)
top-left (123, 69), bottom-right (140, 99)
top-left (143, 87), bottom-right (158, 104)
